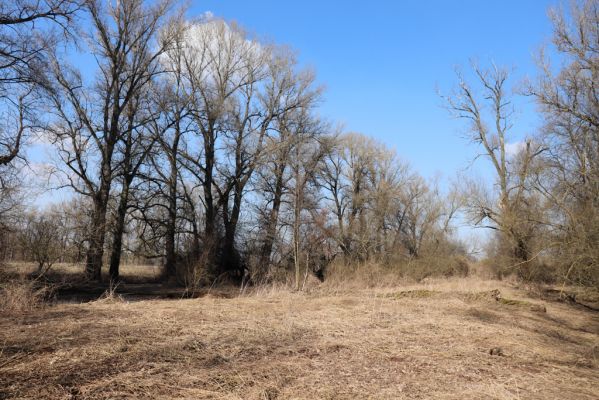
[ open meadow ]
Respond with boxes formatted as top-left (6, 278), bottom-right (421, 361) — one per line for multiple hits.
top-left (1, 278), bottom-right (598, 399)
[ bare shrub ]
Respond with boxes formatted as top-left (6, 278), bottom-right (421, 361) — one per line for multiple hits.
top-left (19, 211), bottom-right (64, 275)
top-left (178, 257), bottom-right (209, 292)
top-left (324, 261), bottom-right (403, 289)
top-left (323, 255), bottom-right (470, 288)
top-left (392, 255), bottom-right (469, 282)
top-left (481, 235), bottom-right (558, 283)
top-left (95, 282), bottom-right (125, 304)
top-left (516, 262), bottom-right (557, 284)
top-left (0, 280), bottom-right (53, 314)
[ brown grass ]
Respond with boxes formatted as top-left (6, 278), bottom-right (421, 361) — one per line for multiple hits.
top-left (1, 278), bottom-right (598, 399)
top-left (0, 280), bottom-right (53, 315)
top-left (2, 262), bottom-right (163, 283)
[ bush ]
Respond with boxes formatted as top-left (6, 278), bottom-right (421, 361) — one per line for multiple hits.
top-left (324, 261), bottom-right (403, 288)
top-left (395, 255), bottom-right (469, 281)
top-left (322, 255), bottom-right (471, 288)
top-left (481, 254), bottom-right (559, 284)
top-left (0, 279), bottom-right (53, 314)
top-left (516, 261), bottom-right (557, 284)
top-left (176, 257), bottom-right (209, 291)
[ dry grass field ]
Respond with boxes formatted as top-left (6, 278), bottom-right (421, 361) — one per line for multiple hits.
top-left (2, 262), bottom-right (163, 283)
top-left (1, 278), bottom-right (598, 399)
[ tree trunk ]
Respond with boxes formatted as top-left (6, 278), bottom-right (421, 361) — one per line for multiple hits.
top-left (293, 155), bottom-right (302, 291)
top-left (164, 134), bottom-right (180, 279)
top-left (221, 224), bottom-right (240, 278)
top-left (203, 130), bottom-right (218, 272)
top-left (259, 163), bottom-right (286, 270)
top-left (220, 187), bottom-right (243, 281)
top-left (85, 192), bottom-right (109, 282)
top-left (85, 120), bottom-right (117, 282)
top-left (514, 237), bottom-right (529, 262)
top-left (108, 180), bottom-right (131, 283)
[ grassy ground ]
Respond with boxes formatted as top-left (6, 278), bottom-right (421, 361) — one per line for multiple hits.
top-left (1, 278), bottom-right (598, 399)
top-left (2, 262), bottom-right (163, 283)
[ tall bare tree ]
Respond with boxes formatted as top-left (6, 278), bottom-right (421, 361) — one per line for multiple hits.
top-left (164, 19), bottom-right (323, 281)
top-left (47, 0), bottom-right (178, 281)
top-left (443, 64), bottom-right (543, 263)
top-left (107, 91), bottom-right (159, 282)
top-left (289, 113), bottom-right (329, 290)
top-left (527, 0), bottom-right (599, 285)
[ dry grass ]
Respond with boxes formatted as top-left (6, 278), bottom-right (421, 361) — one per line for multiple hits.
top-left (2, 262), bottom-right (163, 283)
top-left (1, 278), bottom-right (598, 399)
top-left (0, 280), bottom-right (53, 314)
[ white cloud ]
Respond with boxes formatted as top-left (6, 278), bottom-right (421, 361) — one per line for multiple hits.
top-left (200, 11), bottom-right (214, 21)
top-left (161, 16), bottom-right (266, 87)
top-left (505, 141), bottom-right (526, 157)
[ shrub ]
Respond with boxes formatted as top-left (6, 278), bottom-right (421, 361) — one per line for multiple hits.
top-left (516, 261), bottom-right (557, 284)
top-left (0, 279), bottom-right (53, 314)
top-left (177, 257), bottom-right (209, 291)
top-left (322, 255), bottom-right (471, 288)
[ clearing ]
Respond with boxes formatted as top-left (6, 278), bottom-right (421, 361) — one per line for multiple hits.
top-left (1, 278), bottom-right (598, 399)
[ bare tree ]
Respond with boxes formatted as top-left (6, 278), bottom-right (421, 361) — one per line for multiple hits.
top-left (171, 19), bottom-right (260, 278)
top-left (289, 113), bottom-right (329, 290)
top-left (319, 133), bottom-right (403, 260)
top-left (443, 63), bottom-right (543, 263)
top-left (19, 211), bottom-right (62, 274)
top-left (166, 18), bottom-right (323, 281)
top-left (527, 0), bottom-right (599, 285)
top-left (107, 91), bottom-right (160, 282)
top-left (146, 26), bottom-right (194, 279)
top-left (0, 0), bottom-right (80, 166)
top-left (254, 117), bottom-right (294, 276)
top-left (46, 0), bottom-right (178, 281)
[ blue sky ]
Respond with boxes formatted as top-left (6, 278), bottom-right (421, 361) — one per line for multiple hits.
top-left (29, 0), bottom-right (560, 215)
top-left (187, 0), bottom-right (557, 181)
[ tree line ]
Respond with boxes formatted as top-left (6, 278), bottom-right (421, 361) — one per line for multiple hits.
top-left (1, 0), bottom-right (598, 288)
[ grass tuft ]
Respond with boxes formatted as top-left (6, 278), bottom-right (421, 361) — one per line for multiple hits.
top-left (0, 279), bottom-right (53, 315)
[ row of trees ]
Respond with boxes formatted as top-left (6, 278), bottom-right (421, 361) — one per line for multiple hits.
top-left (0, 0), bottom-right (464, 287)
top-left (3, 130), bottom-right (464, 286)
top-left (1, 0), bottom-right (597, 288)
